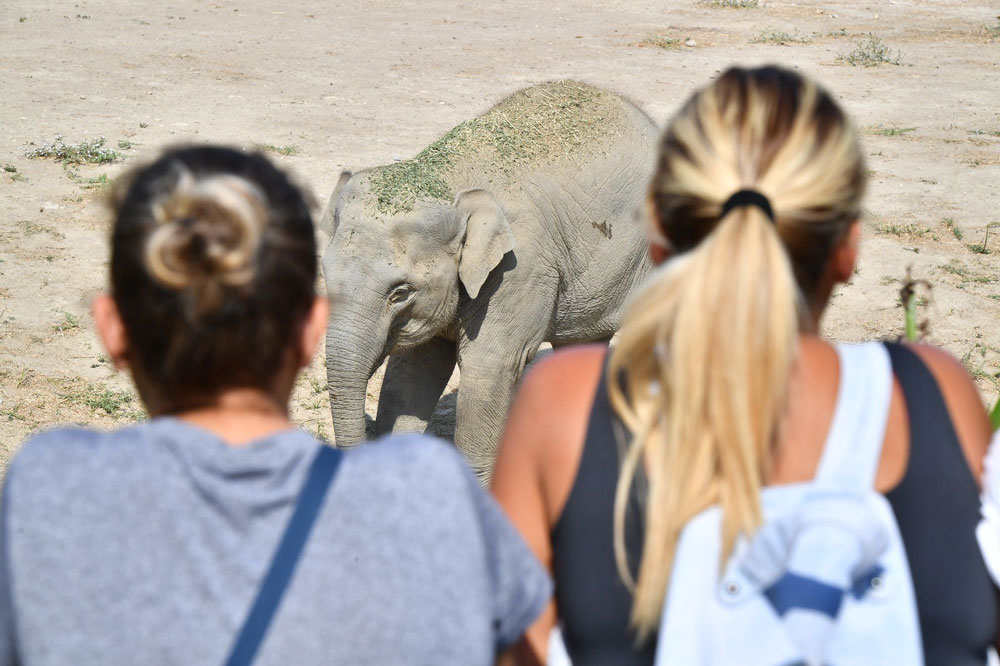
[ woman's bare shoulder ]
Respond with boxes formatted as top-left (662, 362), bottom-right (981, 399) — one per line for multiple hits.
top-left (519, 344), bottom-right (607, 405)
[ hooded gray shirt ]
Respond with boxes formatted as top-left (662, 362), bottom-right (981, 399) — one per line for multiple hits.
top-left (0, 419), bottom-right (550, 665)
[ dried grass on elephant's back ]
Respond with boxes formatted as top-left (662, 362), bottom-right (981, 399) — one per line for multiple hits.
top-left (368, 81), bottom-right (625, 213)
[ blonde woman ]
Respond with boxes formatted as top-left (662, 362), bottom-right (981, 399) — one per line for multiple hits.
top-left (0, 146), bottom-right (550, 665)
top-left (492, 66), bottom-right (997, 665)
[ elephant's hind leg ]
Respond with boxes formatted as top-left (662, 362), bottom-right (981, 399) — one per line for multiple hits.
top-left (375, 337), bottom-right (457, 437)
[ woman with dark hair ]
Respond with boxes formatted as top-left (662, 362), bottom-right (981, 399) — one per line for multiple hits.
top-left (493, 66), bottom-right (997, 665)
top-left (0, 146), bottom-right (549, 665)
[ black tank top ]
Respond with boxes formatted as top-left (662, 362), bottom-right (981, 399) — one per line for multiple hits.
top-left (550, 343), bottom-right (998, 665)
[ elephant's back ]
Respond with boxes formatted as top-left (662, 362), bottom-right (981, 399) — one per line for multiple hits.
top-left (464, 80), bottom-right (657, 175)
top-left (361, 81), bottom-right (656, 217)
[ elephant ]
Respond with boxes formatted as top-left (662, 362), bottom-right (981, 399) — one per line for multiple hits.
top-left (320, 80), bottom-right (656, 480)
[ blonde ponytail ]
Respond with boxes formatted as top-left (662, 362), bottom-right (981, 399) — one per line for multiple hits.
top-left (609, 66), bottom-right (866, 640)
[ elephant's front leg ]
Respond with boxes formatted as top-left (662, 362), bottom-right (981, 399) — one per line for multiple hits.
top-left (455, 338), bottom-right (542, 483)
top-left (375, 337), bottom-right (457, 437)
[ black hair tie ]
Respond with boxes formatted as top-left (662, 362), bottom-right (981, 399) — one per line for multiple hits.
top-left (721, 189), bottom-right (774, 222)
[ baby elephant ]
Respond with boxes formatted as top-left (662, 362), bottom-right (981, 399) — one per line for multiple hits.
top-left (321, 80), bottom-right (656, 480)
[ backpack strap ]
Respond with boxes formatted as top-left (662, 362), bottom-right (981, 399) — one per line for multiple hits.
top-left (814, 342), bottom-right (893, 492)
top-left (224, 445), bottom-right (344, 666)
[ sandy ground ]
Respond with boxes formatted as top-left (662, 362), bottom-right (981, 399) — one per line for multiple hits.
top-left (1, 0), bottom-right (998, 466)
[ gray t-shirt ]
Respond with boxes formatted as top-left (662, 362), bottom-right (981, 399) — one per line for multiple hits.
top-left (0, 419), bottom-right (550, 665)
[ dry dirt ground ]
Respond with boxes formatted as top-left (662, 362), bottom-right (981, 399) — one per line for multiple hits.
top-left (1, 1), bottom-right (998, 466)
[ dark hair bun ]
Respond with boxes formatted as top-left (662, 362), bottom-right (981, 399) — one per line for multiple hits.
top-left (144, 168), bottom-right (266, 311)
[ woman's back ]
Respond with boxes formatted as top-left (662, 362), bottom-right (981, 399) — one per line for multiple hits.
top-left (1, 422), bottom-right (549, 665)
top-left (546, 342), bottom-right (996, 665)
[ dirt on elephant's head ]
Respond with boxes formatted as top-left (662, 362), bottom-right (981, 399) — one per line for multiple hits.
top-left (367, 80), bottom-right (626, 214)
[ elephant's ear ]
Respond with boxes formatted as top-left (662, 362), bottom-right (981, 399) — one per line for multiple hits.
top-left (317, 170), bottom-right (353, 240)
top-left (453, 189), bottom-right (515, 300)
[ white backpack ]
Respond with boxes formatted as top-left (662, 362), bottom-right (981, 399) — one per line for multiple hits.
top-left (654, 343), bottom-right (924, 666)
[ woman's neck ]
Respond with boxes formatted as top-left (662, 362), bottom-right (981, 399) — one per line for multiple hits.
top-left (164, 389), bottom-right (293, 446)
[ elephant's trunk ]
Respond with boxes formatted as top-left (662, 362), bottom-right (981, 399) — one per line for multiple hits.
top-left (325, 318), bottom-right (389, 447)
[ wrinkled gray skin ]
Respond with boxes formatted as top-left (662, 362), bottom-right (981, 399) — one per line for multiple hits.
top-left (321, 85), bottom-right (656, 480)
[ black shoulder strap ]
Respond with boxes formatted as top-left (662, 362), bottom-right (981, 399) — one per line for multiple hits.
top-left (224, 445), bottom-right (343, 666)
top-left (883, 342), bottom-right (956, 442)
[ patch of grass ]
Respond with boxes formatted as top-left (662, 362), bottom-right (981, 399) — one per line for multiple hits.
top-left (5, 164), bottom-right (26, 182)
top-left (309, 421), bottom-right (330, 442)
top-left (65, 168), bottom-right (112, 192)
top-left (751, 29), bottom-right (811, 45)
top-left (368, 80), bottom-right (617, 214)
top-left (17, 219), bottom-right (64, 239)
top-left (254, 143), bottom-right (300, 156)
top-left (969, 129), bottom-right (1000, 138)
top-left (826, 28), bottom-right (854, 39)
top-left (67, 384), bottom-right (143, 419)
top-left (700, 0), bottom-right (758, 8)
top-left (1, 402), bottom-right (26, 422)
top-left (939, 259), bottom-right (998, 288)
top-left (53, 311), bottom-right (80, 332)
top-left (637, 35), bottom-right (682, 49)
top-left (942, 217), bottom-right (963, 240)
top-left (874, 221), bottom-right (933, 238)
top-left (960, 344), bottom-right (1000, 390)
top-left (864, 125), bottom-right (916, 137)
top-left (26, 136), bottom-right (122, 165)
top-left (837, 34), bottom-right (901, 67)
top-left (309, 375), bottom-right (327, 394)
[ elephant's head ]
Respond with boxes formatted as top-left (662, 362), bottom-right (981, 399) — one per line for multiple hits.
top-left (319, 171), bottom-right (515, 446)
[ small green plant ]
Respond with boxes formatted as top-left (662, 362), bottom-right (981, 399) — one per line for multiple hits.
top-left (53, 311), bottom-right (80, 332)
top-left (991, 397), bottom-right (1000, 430)
top-left (865, 125), bottom-right (916, 137)
top-left (898, 270), bottom-right (931, 342)
top-left (19, 16), bottom-right (26, 22)
top-left (967, 223), bottom-right (999, 255)
top-left (81, 173), bottom-right (111, 191)
top-left (27, 136), bottom-right (122, 164)
top-left (751, 30), bottom-right (811, 45)
top-left (942, 217), bottom-right (963, 240)
top-left (73, 385), bottom-right (142, 418)
top-left (2, 164), bottom-right (16, 173)
top-left (637, 35), bottom-right (682, 49)
top-left (65, 167), bottom-right (112, 191)
top-left (308, 375), bottom-right (327, 394)
top-left (969, 129), bottom-right (1000, 138)
top-left (837, 34), bottom-right (901, 67)
top-left (253, 143), bottom-right (300, 156)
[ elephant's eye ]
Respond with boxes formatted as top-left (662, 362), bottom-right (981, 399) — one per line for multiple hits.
top-left (388, 284), bottom-right (413, 304)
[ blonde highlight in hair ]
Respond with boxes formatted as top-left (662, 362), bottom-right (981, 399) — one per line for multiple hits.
top-left (608, 66), bottom-right (866, 641)
top-left (144, 166), bottom-right (267, 312)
